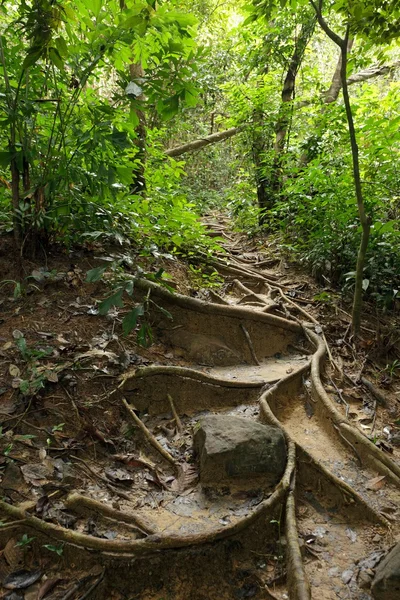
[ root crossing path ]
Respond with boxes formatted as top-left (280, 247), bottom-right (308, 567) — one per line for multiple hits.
top-left (1, 217), bottom-right (399, 600)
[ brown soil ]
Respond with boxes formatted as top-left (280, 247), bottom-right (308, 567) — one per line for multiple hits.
top-left (0, 221), bottom-right (399, 600)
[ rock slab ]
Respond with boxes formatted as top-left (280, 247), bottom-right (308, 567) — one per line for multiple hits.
top-left (372, 542), bottom-right (400, 600)
top-left (193, 414), bottom-right (286, 485)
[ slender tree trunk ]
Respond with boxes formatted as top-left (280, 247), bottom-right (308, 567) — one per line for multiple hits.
top-left (340, 33), bottom-right (371, 335)
top-left (312, 1), bottom-right (371, 335)
top-left (129, 62), bottom-right (146, 195)
top-left (323, 38), bottom-right (354, 103)
top-left (269, 15), bottom-right (316, 206)
top-left (10, 147), bottom-right (21, 249)
top-left (274, 16), bottom-right (316, 154)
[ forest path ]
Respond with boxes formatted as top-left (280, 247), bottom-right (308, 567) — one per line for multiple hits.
top-left (0, 219), bottom-right (399, 600)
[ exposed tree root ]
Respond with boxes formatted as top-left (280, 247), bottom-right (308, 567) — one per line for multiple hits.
top-left (306, 329), bottom-right (400, 484)
top-left (259, 386), bottom-right (390, 526)
top-left (65, 494), bottom-right (156, 535)
top-left (285, 474), bottom-right (311, 600)
top-left (0, 443), bottom-right (295, 555)
top-left (135, 278), bottom-right (302, 333)
top-left (121, 365), bottom-right (265, 389)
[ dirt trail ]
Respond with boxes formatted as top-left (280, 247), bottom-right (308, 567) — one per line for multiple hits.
top-left (0, 220), bottom-right (399, 600)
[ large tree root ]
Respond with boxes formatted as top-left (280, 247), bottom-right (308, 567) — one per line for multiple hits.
top-left (285, 475), bottom-right (311, 600)
top-left (259, 384), bottom-right (390, 526)
top-left (0, 443), bottom-right (295, 555)
top-left (135, 278), bottom-right (302, 333)
top-left (306, 329), bottom-right (400, 484)
top-left (120, 365), bottom-right (266, 390)
top-left (65, 494), bottom-right (156, 535)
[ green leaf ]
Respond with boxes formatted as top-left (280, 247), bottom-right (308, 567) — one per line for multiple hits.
top-left (22, 47), bottom-right (43, 69)
top-left (157, 95), bottom-right (180, 121)
top-left (55, 37), bottom-right (68, 58)
top-left (122, 304), bottom-right (144, 336)
top-left (98, 288), bottom-right (124, 315)
top-left (49, 47), bottom-right (64, 70)
top-left (86, 266), bottom-right (107, 283)
top-left (165, 11), bottom-right (197, 28)
top-left (120, 15), bottom-right (145, 30)
top-left (0, 151), bottom-right (11, 167)
top-left (92, 0), bottom-right (103, 18)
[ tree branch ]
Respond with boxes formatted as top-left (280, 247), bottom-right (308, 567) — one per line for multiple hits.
top-left (165, 126), bottom-right (242, 157)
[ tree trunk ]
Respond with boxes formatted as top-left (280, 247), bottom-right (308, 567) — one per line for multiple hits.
top-left (312, 2), bottom-right (371, 336)
top-left (10, 146), bottom-right (21, 249)
top-left (323, 39), bottom-right (354, 103)
top-left (273, 16), bottom-right (316, 154)
top-left (269, 16), bottom-right (316, 202)
top-left (129, 62), bottom-right (146, 195)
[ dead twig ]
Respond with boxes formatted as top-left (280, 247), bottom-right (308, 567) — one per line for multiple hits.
top-left (78, 569), bottom-right (105, 600)
top-left (167, 394), bottom-right (183, 432)
top-left (61, 384), bottom-right (81, 425)
top-left (61, 575), bottom-right (93, 600)
top-left (72, 457), bottom-right (132, 501)
top-left (333, 424), bottom-right (362, 467)
top-left (360, 377), bottom-right (388, 407)
top-left (328, 378), bottom-right (349, 418)
top-left (240, 323), bottom-right (260, 366)
top-left (122, 397), bottom-right (178, 469)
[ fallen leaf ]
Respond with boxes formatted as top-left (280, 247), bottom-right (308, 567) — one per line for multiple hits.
top-left (46, 371), bottom-right (58, 383)
top-left (3, 538), bottom-right (24, 568)
top-left (366, 476), bottom-right (386, 491)
top-left (21, 463), bottom-right (52, 486)
top-left (3, 569), bottom-right (42, 590)
top-left (105, 468), bottom-right (134, 485)
top-left (9, 365), bottom-right (21, 377)
top-left (37, 577), bottom-right (61, 599)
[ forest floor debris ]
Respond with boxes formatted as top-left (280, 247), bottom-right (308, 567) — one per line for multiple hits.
top-left (0, 222), bottom-right (399, 599)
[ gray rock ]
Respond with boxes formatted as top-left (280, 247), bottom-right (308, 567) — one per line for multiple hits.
top-left (193, 415), bottom-right (286, 486)
top-left (371, 542), bottom-right (400, 600)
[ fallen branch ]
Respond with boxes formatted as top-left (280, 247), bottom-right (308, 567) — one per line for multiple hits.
top-left (122, 397), bottom-right (178, 469)
top-left (165, 127), bottom-right (242, 158)
top-left (360, 377), bottom-right (388, 407)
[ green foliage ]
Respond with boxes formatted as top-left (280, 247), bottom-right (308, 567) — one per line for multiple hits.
top-left (0, 0), bottom-right (205, 254)
top-left (267, 81), bottom-right (400, 307)
top-left (86, 263), bottom-right (173, 344)
top-left (16, 534), bottom-right (35, 547)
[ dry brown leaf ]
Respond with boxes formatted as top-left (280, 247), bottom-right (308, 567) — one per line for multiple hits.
top-left (9, 365), bottom-right (20, 377)
top-left (365, 476), bottom-right (386, 491)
